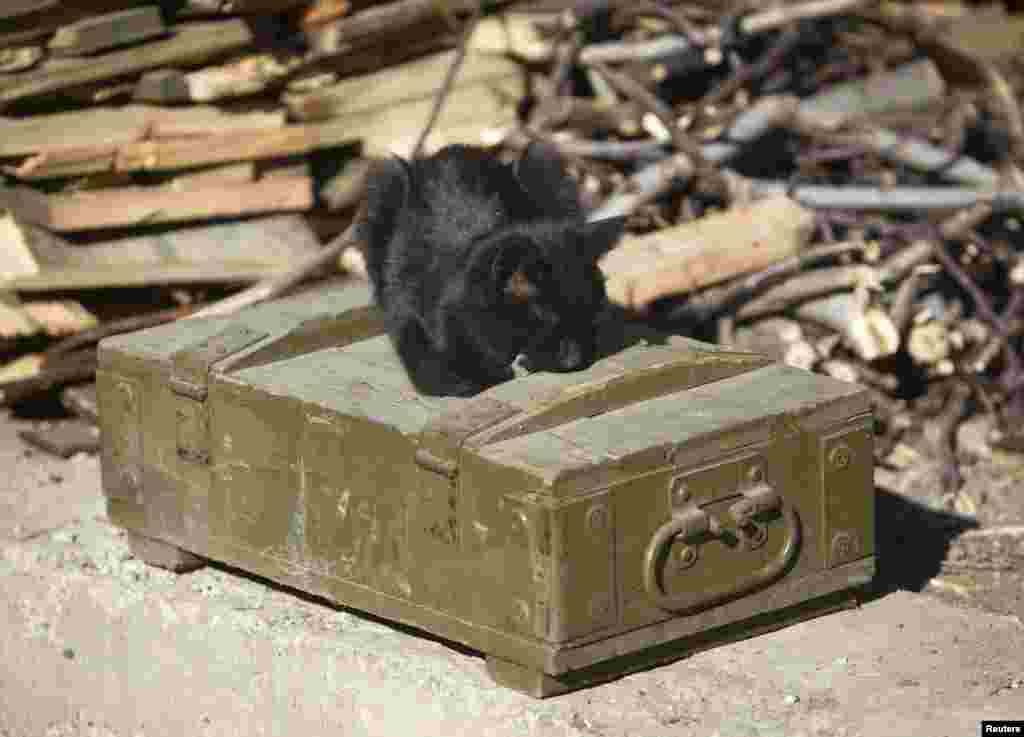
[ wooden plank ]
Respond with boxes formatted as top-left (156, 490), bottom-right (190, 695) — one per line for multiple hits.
top-left (0, 211), bottom-right (42, 280)
top-left (310, 0), bottom-right (477, 54)
top-left (301, 0), bottom-right (350, 28)
top-left (166, 161), bottom-right (256, 187)
top-left (469, 14), bottom-right (551, 62)
top-left (0, 104), bottom-right (285, 158)
top-left (12, 49), bottom-right (523, 179)
top-left (600, 195), bottom-right (817, 310)
top-left (14, 87), bottom-right (522, 179)
top-left (21, 300), bottom-right (98, 334)
top-left (0, 19), bottom-right (254, 108)
top-left (1, 176), bottom-right (312, 233)
top-left (0, 1), bottom-right (149, 50)
top-left (943, 7), bottom-right (1024, 63)
top-left (12, 124), bottom-right (328, 179)
top-left (61, 384), bottom-right (98, 423)
top-left (351, 73), bottom-right (523, 157)
top-left (0, 294), bottom-right (40, 338)
top-left (0, 1), bottom-right (58, 20)
top-left (0, 295), bottom-right (97, 338)
top-left (18, 419), bottom-right (102, 457)
top-left (1, 214), bottom-right (322, 292)
top-left (0, 46), bottom-right (43, 73)
top-left (134, 51), bottom-right (305, 104)
top-left (283, 46), bottom-right (522, 122)
top-left (0, 349), bottom-right (96, 407)
top-left (180, 0), bottom-right (313, 13)
top-left (48, 6), bottom-right (167, 57)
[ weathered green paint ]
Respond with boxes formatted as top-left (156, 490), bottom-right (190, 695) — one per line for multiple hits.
top-left (98, 283), bottom-right (876, 697)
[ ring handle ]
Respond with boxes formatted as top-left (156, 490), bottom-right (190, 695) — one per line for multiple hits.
top-left (642, 501), bottom-right (801, 614)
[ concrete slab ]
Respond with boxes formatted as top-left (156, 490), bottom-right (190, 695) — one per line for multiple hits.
top-left (0, 415), bottom-right (1021, 737)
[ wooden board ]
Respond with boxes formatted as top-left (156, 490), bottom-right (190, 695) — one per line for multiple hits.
top-left (1, 177), bottom-right (312, 233)
top-left (1, 214), bottom-right (322, 292)
top-left (0, 1), bottom-right (144, 48)
top-left (0, 104), bottom-right (286, 159)
top-left (48, 6), bottom-right (167, 57)
top-left (310, 0), bottom-right (477, 54)
top-left (0, 293), bottom-right (96, 339)
top-left (0, 0), bottom-right (58, 19)
top-left (284, 46), bottom-right (522, 122)
top-left (13, 71), bottom-right (523, 178)
top-left (0, 19), bottom-right (254, 108)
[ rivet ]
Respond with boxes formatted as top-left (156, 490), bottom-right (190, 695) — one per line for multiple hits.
top-left (514, 599), bottom-right (531, 624)
top-left (677, 545), bottom-right (697, 569)
top-left (513, 510), bottom-right (529, 534)
top-left (745, 524), bottom-right (768, 550)
top-left (586, 503), bottom-right (608, 533)
top-left (829, 443), bottom-right (852, 469)
top-left (831, 531), bottom-right (858, 561)
top-left (589, 594), bottom-right (611, 618)
top-left (748, 465), bottom-right (764, 484)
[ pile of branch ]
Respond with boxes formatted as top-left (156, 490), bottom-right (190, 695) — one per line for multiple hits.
top-left (467, 0), bottom-right (1024, 501)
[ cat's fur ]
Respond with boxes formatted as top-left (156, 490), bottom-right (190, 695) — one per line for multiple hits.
top-left (359, 143), bottom-right (626, 397)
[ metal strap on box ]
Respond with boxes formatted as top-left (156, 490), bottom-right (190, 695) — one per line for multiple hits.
top-left (169, 324), bottom-right (268, 402)
top-left (169, 324), bottom-right (268, 465)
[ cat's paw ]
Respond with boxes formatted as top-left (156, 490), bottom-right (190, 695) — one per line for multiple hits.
top-left (446, 380), bottom-right (486, 398)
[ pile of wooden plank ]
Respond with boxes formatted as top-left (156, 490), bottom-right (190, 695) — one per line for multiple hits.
top-left (0, 0), bottom-right (527, 445)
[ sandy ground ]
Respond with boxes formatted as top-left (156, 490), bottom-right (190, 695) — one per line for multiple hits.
top-left (0, 409), bottom-right (1022, 737)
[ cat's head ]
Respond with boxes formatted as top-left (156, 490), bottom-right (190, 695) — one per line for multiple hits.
top-left (473, 214), bottom-right (627, 373)
top-left (507, 142), bottom-right (627, 372)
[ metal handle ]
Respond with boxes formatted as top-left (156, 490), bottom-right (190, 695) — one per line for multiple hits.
top-left (642, 500), bottom-right (801, 614)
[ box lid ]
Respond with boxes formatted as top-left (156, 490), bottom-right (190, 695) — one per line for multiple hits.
top-left (222, 295), bottom-right (776, 475)
top-left (475, 362), bottom-right (871, 497)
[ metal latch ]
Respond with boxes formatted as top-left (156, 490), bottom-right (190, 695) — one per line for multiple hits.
top-left (643, 464), bottom-right (801, 614)
top-left (729, 483), bottom-right (782, 550)
top-left (169, 324), bottom-right (267, 464)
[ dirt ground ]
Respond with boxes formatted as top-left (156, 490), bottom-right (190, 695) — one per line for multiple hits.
top-left (1, 405), bottom-right (1022, 736)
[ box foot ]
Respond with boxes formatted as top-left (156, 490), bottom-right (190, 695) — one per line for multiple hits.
top-left (126, 531), bottom-right (205, 573)
top-left (485, 656), bottom-right (572, 698)
top-left (483, 584), bottom-right (866, 698)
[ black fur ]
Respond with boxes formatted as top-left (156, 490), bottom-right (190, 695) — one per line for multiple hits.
top-left (360, 143), bottom-right (626, 397)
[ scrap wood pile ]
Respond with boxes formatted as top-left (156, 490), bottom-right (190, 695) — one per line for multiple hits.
top-left (3, 0), bottom-right (1024, 509)
top-left (0, 0), bottom-right (521, 453)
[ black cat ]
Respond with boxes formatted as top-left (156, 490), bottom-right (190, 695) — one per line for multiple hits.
top-left (359, 143), bottom-right (626, 397)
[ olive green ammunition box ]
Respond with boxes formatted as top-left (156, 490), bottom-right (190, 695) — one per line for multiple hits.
top-left (97, 283), bottom-right (875, 697)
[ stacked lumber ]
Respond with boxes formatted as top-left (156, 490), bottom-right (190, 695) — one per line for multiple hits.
top-left (0, 0), bottom-right (524, 443)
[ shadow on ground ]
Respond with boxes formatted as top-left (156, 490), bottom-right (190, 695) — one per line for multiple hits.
top-left (869, 487), bottom-right (978, 596)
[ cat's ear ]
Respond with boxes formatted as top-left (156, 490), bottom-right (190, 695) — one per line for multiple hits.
top-left (580, 216), bottom-right (627, 262)
top-left (491, 239), bottom-right (542, 302)
top-left (361, 155), bottom-right (413, 242)
top-left (364, 155), bottom-right (412, 215)
top-left (514, 141), bottom-right (581, 214)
